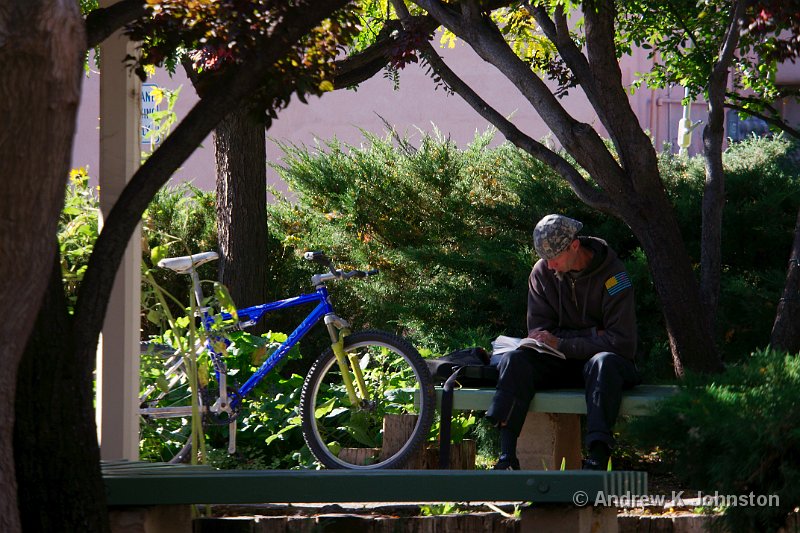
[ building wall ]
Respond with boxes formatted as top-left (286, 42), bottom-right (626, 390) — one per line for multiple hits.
top-left (75, 40), bottom-right (773, 192)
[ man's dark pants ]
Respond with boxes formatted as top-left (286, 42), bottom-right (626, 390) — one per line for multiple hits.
top-left (486, 348), bottom-right (641, 448)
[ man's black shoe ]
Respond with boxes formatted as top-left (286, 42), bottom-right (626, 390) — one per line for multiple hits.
top-left (581, 458), bottom-right (606, 471)
top-left (493, 454), bottom-right (520, 470)
top-left (583, 441), bottom-right (610, 471)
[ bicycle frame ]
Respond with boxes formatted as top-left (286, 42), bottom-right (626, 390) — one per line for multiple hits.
top-left (144, 252), bottom-right (433, 468)
top-left (200, 288), bottom-right (330, 409)
top-left (199, 284), bottom-right (361, 413)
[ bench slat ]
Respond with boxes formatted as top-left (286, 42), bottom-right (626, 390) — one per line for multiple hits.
top-left (103, 466), bottom-right (647, 506)
top-left (436, 384), bottom-right (677, 416)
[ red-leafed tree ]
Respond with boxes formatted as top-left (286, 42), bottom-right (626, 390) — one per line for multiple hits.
top-left (12, 2), bottom-right (359, 531)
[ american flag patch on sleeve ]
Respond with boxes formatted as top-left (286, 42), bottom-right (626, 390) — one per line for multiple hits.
top-left (605, 272), bottom-right (632, 296)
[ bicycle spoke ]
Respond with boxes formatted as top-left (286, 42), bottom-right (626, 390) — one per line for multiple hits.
top-left (301, 331), bottom-right (434, 469)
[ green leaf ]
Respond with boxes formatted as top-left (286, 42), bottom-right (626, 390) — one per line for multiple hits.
top-left (314, 398), bottom-right (337, 418)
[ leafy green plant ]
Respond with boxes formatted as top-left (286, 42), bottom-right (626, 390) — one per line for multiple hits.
top-left (626, 348), bottom-right (800, 532)
top-left (141, 84), bottom-right (181, 157)
top-left (59, 168), bottom-right (99, 313)
top-left (429, 412), bottom-right (477, 444)
top-left (419, 502), bottom-right (466, 516)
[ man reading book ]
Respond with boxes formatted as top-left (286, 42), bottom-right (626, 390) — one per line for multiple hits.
top-left (487, 214), bottom-right (640, 470)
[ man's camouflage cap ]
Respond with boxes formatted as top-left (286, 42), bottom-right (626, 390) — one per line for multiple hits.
top-left (533, 214), bottom-right (583, 259)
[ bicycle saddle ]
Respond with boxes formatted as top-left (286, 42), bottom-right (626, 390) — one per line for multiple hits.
top-left (158, 251), bottom-right (219, 274)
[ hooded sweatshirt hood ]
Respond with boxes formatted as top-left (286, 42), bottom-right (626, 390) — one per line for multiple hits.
top-left (526, 236), bottom-right (637, 361)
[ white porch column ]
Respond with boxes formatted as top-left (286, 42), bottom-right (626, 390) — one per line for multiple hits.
top-left (96, 13), bottom-right (142, 460)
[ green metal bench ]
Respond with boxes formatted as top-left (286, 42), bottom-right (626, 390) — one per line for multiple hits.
top-left (103, 460), bottom-right (647, 533)
top-left (435, 384), bottom-right (677, 470)
top-left (102, 460), bottom-right (647, 506)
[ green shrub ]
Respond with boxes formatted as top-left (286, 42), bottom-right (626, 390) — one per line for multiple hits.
top-left (658, 135), bottom-right (799, 363)
top-left (141, 183), bottom-right (219, 336)
top-left (626, 348), bottom-right (800, 532)
top-left (269, 130), bottom-right (637, 354)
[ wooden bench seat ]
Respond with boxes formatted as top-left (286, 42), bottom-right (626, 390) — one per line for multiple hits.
top-left (434, 384), bottom-right (678, 471)
top-left (435, 384), bottom-right (677, 416)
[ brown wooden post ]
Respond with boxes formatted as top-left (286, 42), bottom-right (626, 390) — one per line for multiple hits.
top-left (521, 505), bottom-right (618, 533)
top-left (381, 413), bottom-right (424, 468)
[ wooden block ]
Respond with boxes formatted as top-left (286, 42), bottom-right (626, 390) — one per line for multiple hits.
top-left (517, 412), bottom-right (582, 470)
top-left (420, 440), bottom-right (477, 469)
top-left (521, 505), bottom-right (617, 533)
top-left (109, 505), bottom-right (192, 533)
top-left (381, 413), bottom-right (424, 468)
top-left (338, 447), bottom-right (380, 466)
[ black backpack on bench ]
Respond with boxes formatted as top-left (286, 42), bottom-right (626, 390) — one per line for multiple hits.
top-left (425, 347), bottom-right (498, 468)
top-left (425, 347), bottom-right (499, 386)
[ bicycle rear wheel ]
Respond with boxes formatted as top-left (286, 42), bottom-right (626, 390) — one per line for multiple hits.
top-left (300, 330), bottom-right (435, 469)
top-left (139, 342), bottom-right (207, 463)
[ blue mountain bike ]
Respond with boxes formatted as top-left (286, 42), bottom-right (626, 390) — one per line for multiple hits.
top-left (139, 251), bottom-right (435, 469)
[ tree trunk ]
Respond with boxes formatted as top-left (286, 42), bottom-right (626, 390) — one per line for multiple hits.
top-left (771, 206), bottom-right (800, 353)
top-left (14, 250), bottom-right (109, 532)
top-left (411, 0), bottom-right (723, 375)
top-left (700, 128), bottom-right (725, 325)
top-left (624, 192), bottom-right (725, 375)
top-left (0, 3), bottom-right (84, 530)
top-left (214, 106), bottom-right (269, 331)
top-left (700, 0), bottom-right (745, 334)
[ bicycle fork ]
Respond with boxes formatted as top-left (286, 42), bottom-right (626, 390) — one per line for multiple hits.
top-left (325, 314), bottom-right (369, 406)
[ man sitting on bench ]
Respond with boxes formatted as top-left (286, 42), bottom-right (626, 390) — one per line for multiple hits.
top-left (487, 214), bottom-right (641, 470)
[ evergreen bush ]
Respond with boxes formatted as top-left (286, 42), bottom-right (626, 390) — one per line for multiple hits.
top-left (626, 348), bottom-right (800, 532)
top-left (268, 129), bottom-right (638, 355)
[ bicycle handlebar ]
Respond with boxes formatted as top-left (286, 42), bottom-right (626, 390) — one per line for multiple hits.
top-left (304, 251), bottom-right (379, 285)
top-left (341, 268), bottom-right (380, 279)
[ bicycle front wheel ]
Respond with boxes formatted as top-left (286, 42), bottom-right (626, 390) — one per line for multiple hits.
top-left (300, 330), bottom-right (435, 469)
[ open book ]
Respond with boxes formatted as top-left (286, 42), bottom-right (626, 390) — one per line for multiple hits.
top-left (491, 334), bottom-right (566, 360)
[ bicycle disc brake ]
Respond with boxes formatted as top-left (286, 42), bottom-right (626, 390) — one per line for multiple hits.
top-left (203, 387), bottom-right (241, 425)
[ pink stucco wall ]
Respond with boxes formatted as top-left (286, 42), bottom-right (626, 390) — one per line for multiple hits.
top-left (72, 41), bottom-right (799, 191)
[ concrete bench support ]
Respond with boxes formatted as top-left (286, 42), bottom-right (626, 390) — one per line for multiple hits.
top-left (518, 412), bottom-right (582, 470)
top-left (109, 505), bottom-right (192, 533)
top-left (521, 504), bottom-right (618, 533)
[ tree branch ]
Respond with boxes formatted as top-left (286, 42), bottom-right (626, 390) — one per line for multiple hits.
top-left (411, 0), bottom-right (626, 193)
top-left (73, 0), bottom-right (351, 367)
top-left (725, 101), bottom-right (800, 140)
top-left (699, 0), bottom-right (747, 322)
top-left (332, 15), bottom-right (439, 88)
top-left (527, 4), bottom-right (597, 101)
top-left (581, 0), bottom-right (658, 181)
top-left (391, 0), bottom-right (612, 211)
top-left (85, 0), bottom-right (147, 50)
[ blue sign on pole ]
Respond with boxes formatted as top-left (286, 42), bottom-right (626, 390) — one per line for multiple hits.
top-left (141, 83), bottom-right (162, 147)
